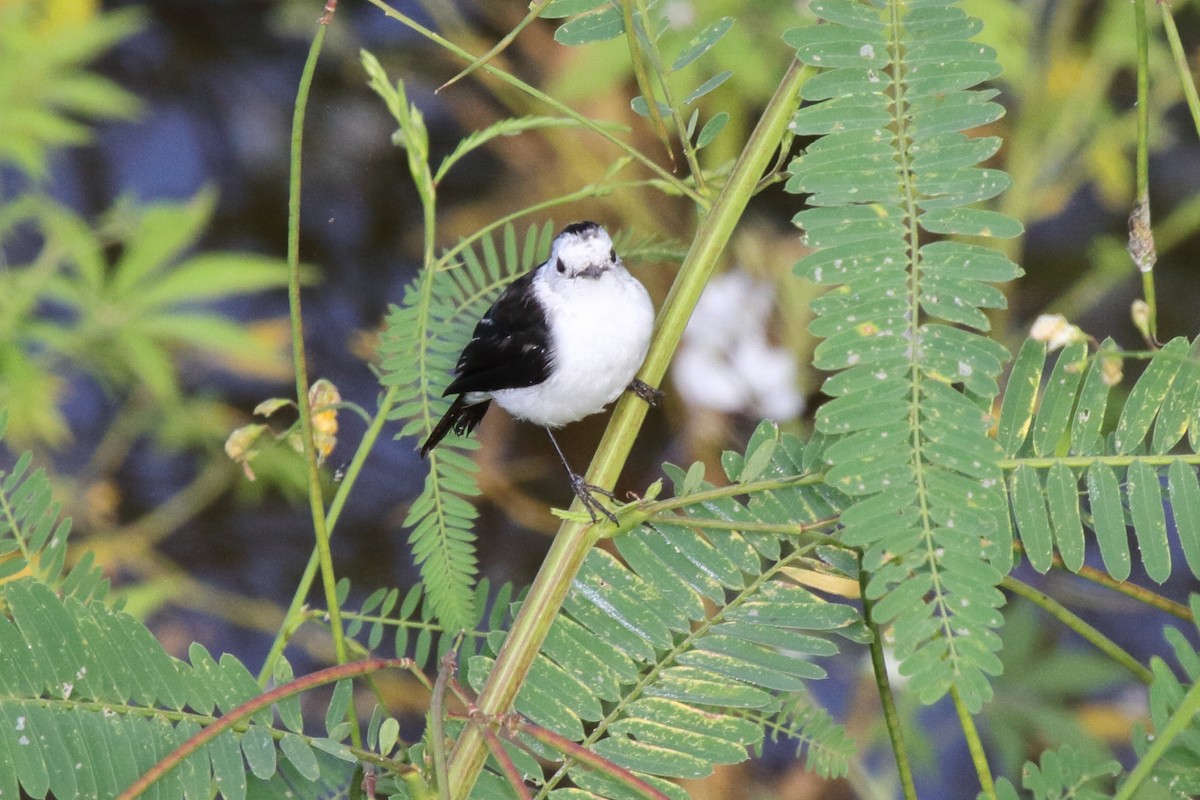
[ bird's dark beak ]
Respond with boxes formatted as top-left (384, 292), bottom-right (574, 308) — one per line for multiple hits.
top-left (579, 264), bottom-right (606, 279)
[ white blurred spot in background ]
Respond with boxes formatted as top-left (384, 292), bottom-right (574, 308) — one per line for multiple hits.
top-left (672, 270), bottom-right (804, 421)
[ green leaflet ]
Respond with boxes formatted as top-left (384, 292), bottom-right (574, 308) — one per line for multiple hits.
top-left (1169, 459), bottom-right (1200, 577)
top-left (672, 17), bottom-right (735, 71)
top-left (787, 0), bottom-right (1019, 710)
top-left (1114, 337), bottom-right (1190, 454)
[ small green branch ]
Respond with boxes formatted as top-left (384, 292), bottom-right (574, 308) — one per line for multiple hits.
top-left (362, 0), bottom-right (705, 207)
top-left (999, 452), bottom-right (1200, 471)
top-left (430, 650), bottom-right (456, 800)
top-left (634, 470), bottom-right (827, 520)
top-left (1159, 2), bottom-right (1200, 140)
top-left (436, 0), bottom-right (552, 93)
top-left (1042, 549), bottom-right (1193, 622)
top-left (1115, 679), bottom-right (1200, 800)
top-left (621, 0), bottom-right (676, 172)
top-left (1002, 575), bottom-right (1154, 684)
top-left (951, 685), bottom-right (995, 800)
top-left (859, 567), bottom-right (917, 800)
top-left (642, 513), bottom-right (840, 540)
top-left (1133, 0), bottom-right (1151, 201)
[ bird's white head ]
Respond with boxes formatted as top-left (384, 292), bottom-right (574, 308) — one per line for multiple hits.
top-left (545, 221), bottom-right (620, 282)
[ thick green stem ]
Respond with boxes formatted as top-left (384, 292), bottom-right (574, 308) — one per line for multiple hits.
top-left (443, 58), bottom-right (810, 797)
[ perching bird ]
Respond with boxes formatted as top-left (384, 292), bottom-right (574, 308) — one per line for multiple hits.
top-left (420, 221), bottom-right (658, 522)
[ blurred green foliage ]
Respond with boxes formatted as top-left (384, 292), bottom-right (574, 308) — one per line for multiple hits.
top-left (0, 1), bottom-right (296, 449)
top-left (0, 0), bottom-right (141, 178)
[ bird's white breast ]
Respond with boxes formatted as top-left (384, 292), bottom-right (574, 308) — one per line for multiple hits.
top-left (491, 267), bottom-right (654, 427)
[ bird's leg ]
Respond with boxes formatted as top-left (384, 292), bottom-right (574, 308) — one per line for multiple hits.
top-left (629, 378), bottom-right (664, 407)
top-left (543, 428), bottom-right (618, 525)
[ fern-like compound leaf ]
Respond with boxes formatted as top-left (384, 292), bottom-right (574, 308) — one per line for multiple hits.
top-left (379, 222), bottom-right (554, 632)
top-left (989, 743), bottom-right (1120, 800)
top-left (468, 423), bottom-right (862, 793)
top-left (0, 579), bottom-right (354, 800)
top-left (997, 336), bottom-right (1200, 585)
top-left (786, 0), bottom-right (1022, 710)
top-left (0, 416), bottom-right (107, 602)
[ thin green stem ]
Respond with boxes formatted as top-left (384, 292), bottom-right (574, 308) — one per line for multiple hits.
top-left (1134, 0), bottom-right (1150, 201)
top-left (436, 0), bottom-right (553, 92)
top-left (951, 686), bottom-right (995, 800)
top-left (859, 566), bottom-right (917, 800)
top-left (1027, 543), bottom-right (1194, 621)
top-left (257, 385), bottom-right (400, 684)
top-left (1070, 565), bottom-right (1192, 622)
top-left (362, 0), bottom-right (706, 207)
top-left (1002, 575), bottom-right (1154, 684)
top-left (1115, 679), bottom-right (1200, 800)
top-left (444, 58), bottom-right (811, 798)
top-left (430, 651), bottom-right (455, 800)
top-left (642, 514), bottom-right (840, 540)
top-left (287, 14), bottom-right (346, 668)
top-left (628, 0), bottom-right (709, 192)
top-left (283, 10), bottom-right (362, 748)
top-left (1160, 3), bottom-right (1200, 140)
top-left (999, 452), bottom-right (1200, 471)
top-left (638, 471), bottom-right (825, 515)
top-left (1133, 0), bottom-right (1157, 339)
top-left (621, 0), bottom-right (676, 173)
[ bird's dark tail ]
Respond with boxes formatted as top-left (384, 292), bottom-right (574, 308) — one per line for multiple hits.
top-left (420, 396), bottom-right (491, 457)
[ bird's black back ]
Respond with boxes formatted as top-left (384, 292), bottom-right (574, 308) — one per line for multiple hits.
top-left (443, 268), bottom-right (553, 396)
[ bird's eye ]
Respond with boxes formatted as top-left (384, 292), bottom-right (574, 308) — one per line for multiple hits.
top-left (609, 248), bottom-right (617, 262)
top-left (556, 258), bottom-right (566, 274)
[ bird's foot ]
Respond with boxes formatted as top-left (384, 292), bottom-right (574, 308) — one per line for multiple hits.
top-left (629, 378), bottom-right (664, 407)
top-left (568, 473), bottom-right (619, 525)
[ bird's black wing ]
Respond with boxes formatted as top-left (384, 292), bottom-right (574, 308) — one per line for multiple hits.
top-left (443, 269), bottom-right (553, 396)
